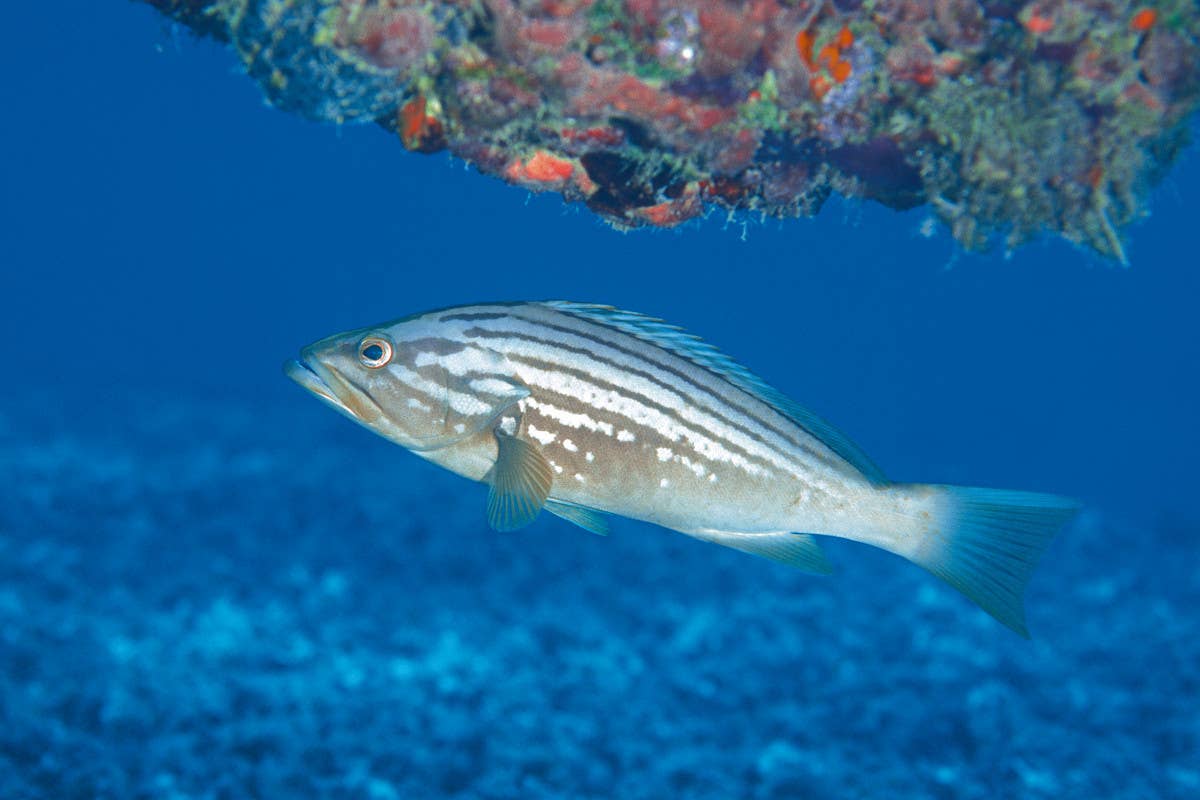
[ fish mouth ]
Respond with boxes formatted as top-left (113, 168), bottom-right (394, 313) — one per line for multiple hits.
top-left (283, 356), bottom-right (382, 423)
top-left (284, 357), bottom-right (339, 405)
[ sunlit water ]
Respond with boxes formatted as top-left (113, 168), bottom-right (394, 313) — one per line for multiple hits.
top-left (1, 4), bottom-right (1196, 798)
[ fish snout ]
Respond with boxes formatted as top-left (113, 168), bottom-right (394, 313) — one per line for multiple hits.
top-left (283, 349), bottom-right (382, 424)
top-left (284, 354), bottom-right (339, 405)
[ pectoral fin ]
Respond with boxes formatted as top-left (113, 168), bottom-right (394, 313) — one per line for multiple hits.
top-left (486, 431), bottom-right (554, 531)
top-left (545, 500), bottom-right (611, 536)
top-left (685, 529), bottom-right (833, 575)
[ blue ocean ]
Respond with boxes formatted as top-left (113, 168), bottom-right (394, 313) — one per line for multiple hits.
top-left (2, 3), bottom-right (1197, 798)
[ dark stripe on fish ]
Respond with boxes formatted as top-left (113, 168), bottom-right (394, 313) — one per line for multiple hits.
top-left (437, 311), bottom-right (514, 323)
top-left (461, 313), bottom-right (837, 471)
top-left (526, 307), bottom-right (848, 472)
top-left (501, 351), bottom-right (782, 475)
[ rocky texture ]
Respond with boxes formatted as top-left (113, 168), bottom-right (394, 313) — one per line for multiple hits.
top-left (139, 0), bottom-right (1200, 262)
top-left (1, 393), bottom-right (1196, 797)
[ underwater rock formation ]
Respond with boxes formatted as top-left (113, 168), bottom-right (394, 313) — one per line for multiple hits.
top-left (142, 0), bottom-right (1200, 261)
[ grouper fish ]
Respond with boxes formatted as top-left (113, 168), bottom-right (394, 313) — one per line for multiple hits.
top-left (285, 301), bottom-right (1077, 636)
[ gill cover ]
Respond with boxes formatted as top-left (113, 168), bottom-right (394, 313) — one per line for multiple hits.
top-left (404, 346), bottom-right (530, 451)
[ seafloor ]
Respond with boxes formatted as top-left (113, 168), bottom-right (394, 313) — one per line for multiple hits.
top-left (1, 391), bottom-right (1196, 799)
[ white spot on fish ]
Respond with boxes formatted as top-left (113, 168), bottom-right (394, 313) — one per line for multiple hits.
top-left (498, 416), bottom-right (517, 436)
top-left (708, 474), bottom-right (718, 483)
top-left (659, 478), bottom-right (670, 488)
top-left (585, 451), bottom-right (595, 462)
top-left (505, 356), bottom-right (778, 478)
top-left (573, 473), bottom-right (585, 483)
top-left (549, 460), bottom-right (564, 475)
top-left (528, 424), bottom-right (556, 446)
top-left (617, 430), bottom-right (636, 442)
top-left (469, 376), bottom-right (521, 397)
top-left (562, 438), bottom-right (578, 452)
top-left (656, 447), bottom-right (673, 462)
top-left (679, 455), bottom-right (706, 477)
top-left (453, 423), bottom-right (466, 434)
top-left (527, 398), bottom-right (614, 436)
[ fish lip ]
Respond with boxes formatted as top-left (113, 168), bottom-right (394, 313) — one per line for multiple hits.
top-left (283, 355), bottom-right (382, 422)
top-left (283, 357), bottom-right (340, 405)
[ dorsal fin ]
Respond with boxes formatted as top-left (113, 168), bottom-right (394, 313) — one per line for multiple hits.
top-left (542, 301), bottom-right (887, 485)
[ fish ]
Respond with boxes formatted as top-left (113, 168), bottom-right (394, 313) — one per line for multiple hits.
top-left (284, 301), bottom-right (1078, 636)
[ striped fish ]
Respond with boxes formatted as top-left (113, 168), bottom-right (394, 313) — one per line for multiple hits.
top-left (285, 301), bottom-right (1077, 636)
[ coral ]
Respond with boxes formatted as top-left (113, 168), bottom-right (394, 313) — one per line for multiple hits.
top-left (139, 0), bottom-right (1200, 261)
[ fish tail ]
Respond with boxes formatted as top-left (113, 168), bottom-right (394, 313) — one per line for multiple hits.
top-left (889, 484), bottom-right (1079, 637)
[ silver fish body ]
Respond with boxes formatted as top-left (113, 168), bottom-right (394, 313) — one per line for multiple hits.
top-left (286, 301), bottom-right (1077, 636)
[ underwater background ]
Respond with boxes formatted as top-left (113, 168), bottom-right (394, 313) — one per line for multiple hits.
top-left (1, 2), bottom-right (1198, 798)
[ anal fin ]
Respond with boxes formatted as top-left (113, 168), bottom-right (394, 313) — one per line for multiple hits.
top-left (545, 500), bottom-right (610, 536)
top-left (686, 529), bottom-right (833, 575)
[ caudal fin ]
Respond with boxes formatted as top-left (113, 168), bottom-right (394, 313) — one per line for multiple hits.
top-left (902, 486), bottom-right (1078, 637)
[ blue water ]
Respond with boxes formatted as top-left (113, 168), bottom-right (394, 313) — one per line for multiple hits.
top-left (1, 3), bottom-right (1197, 798)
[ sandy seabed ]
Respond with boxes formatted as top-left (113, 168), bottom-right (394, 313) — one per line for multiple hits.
top-left (0, 393), bottom-right (1195, 799)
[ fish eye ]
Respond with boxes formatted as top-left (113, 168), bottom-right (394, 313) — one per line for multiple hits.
top-left (358, 336), bottom-right (393, 369)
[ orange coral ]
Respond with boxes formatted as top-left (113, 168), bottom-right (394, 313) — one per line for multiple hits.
top-left (1131, 8), bottom-right (1157, 31)
top-left (797, 24), bottom-right (854, 92)
top-left (1024, 13), bottom-right (1055, 34)
top-left (398, 96), bottom-right (445, 153)
top-left (795, 30), bottom-right (815, 68)
top-left (514, 151), bottom-right (575, 182)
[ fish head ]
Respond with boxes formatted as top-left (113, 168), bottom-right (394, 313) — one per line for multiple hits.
top-left (284, 317), bottom-right (529, 452)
